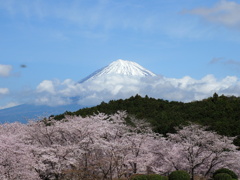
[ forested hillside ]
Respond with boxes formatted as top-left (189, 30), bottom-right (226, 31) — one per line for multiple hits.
top-left (54, 93), bottom-right (240, 145)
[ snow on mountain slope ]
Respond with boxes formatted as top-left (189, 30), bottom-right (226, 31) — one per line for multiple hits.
top-left (80, 59), bottom-right (156, 82)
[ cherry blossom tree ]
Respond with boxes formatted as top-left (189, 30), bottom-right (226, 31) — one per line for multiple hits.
top-left (1, 112), bottom-right (239, 180)
top-left (151, 139), bottom-right (187, 175)
top-left (0, 123), bottom-right (40, 180)
top-left (24, 111), bottom-right (157, 179)
top-left (152, 124), bottom-right (237, 179)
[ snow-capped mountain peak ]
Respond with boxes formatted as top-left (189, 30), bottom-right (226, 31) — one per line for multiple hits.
top-left (81, 59), bottom-right (156, 82)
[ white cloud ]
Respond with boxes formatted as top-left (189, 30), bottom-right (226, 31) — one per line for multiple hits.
top-left (0, 0), bottom-right (163, 33)
top-left (33, 73), bottom-right (240, 106)
top-left (0, 64), bottom-right (12, 77)
top-left (34, 96), bottom-right (71, 106)
top-left (209, 58), bottom-right (240, 70)
top-left (0, 0), bottom-right (47, 18)
top-left (36, 80), bottom-right (56, 94)
top-left (185, 0), bottom-right (240, 29)
top-left (0, 88), bottom-right (9, 95)
top-left (35, 80), bottom-right (73, 106)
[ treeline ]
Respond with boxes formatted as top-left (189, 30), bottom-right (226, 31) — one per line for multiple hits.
top-left (53, 93), bottom-right (240, 146)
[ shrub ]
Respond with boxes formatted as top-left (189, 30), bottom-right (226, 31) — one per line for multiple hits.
top-left (213, 168), bottom-right (238, 179)
top-left (161, 176), bottom-right (168, 180)
top-left (129, 174), bottom-right (167, 180)
top-left (129, 174), bottom-right (148, 180)
top-left (148, 174), bottom-right (167, 180)
top-left (168, 170), bottom-right (190, 180)
top-left (160, 176), bottom-right (168, 180)
top-left (213, 173), bottom-right (232, 180)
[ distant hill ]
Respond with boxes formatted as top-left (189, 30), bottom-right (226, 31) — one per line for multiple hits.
top-left (53, 93), bottom-right (240, 146)
top-left (0, 104), bottom-right (82, 123)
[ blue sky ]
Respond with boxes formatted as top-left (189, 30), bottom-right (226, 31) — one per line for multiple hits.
top-left (1, 0), bottom-right (240, 108)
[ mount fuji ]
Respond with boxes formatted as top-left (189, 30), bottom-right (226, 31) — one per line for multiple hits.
top-left (0, 59), bottom-right (156, 123)
top-left (80, 59), bottom-right (156, 83)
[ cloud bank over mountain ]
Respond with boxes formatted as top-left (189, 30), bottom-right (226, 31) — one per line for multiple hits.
top-left (31, 60), bottom-right (240, 107)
